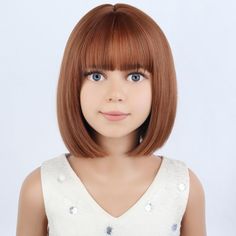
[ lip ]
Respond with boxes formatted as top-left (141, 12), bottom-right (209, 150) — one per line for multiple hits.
top-left (99, 111), bottom-right (129, 121)
top-left (100, 111), bottom-right (130, 115)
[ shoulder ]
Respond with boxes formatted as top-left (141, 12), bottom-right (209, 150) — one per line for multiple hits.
top-left (18, 166), bottom-right (46, 215)
top-left (188, 168), bottom-right (205, 198)
top-left (16, 166), bottom-right (47, 235)
top-left (187, 168), bottom-right (206, 214)
top-left (180, 167), bottom-right (207, 236)
top-left (187, 168), bottom-right (206, 210)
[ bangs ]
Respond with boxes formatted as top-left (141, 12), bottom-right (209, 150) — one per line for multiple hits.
top-left (78, 12), bottom-right (154, 73)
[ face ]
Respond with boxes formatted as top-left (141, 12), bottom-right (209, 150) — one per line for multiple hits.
top-left (80, 68), bottom-right (152, 141)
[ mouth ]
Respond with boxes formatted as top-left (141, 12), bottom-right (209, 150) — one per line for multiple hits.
top-left (99, 111), bottom-right (130, 116)
top-left (99, 111), bottom-right (129, 121)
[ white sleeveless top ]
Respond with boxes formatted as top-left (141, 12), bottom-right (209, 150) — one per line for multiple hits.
top-left (40, 153), bottom-right (189, 236)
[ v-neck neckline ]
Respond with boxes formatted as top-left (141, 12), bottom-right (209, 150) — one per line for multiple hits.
top-left (61, 153), bottom-right (167, 222)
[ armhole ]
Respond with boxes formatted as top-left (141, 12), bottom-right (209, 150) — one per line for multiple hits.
top-left (182, 166), bottom-right (190, 216)
top-left (40, 163), bottom-right (50, 233)
top-left (171, 158), bottom-right (190, 221)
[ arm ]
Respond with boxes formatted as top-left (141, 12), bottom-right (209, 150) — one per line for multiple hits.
top-left (180, 168), bottom-right (207, 236)
top-left (16, 167), bottom-right (48, 236)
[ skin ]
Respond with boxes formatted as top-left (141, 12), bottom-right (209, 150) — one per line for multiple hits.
top-left (16, 69), bottom-right (207, 235)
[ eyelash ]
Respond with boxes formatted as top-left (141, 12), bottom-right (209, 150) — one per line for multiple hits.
top-left (83, 70), bottom-right (146, 82)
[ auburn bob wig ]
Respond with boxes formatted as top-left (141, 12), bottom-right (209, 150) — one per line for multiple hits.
top-left (57, 3), bottom-right (177, 158)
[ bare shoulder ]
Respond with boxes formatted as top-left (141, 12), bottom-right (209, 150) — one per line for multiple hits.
top-left (19, 167), bottom-right (43, 202)
top-left (16, 166), bottom-right (48, 236)
top-left (180, 168), bottom-right (207, 236)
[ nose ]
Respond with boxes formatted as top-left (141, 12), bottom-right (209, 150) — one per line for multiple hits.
top-left (106, 72), bottom-right (126, 102)
top-left (107, 83), bottom-right (125, 102)
top-left (107, 86), bottom-right (124, 101)
top-left (108, 97), bottom-right (123, 102)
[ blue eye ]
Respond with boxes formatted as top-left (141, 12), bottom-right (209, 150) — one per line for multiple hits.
top-left (83, 70), bottom-right (105, 82)
top-left (83, 70), bottom-right (146, 82)
top-left (127, 73), bottom-right (145, 82)
top-left (90, 72), bottom-right (103, 81)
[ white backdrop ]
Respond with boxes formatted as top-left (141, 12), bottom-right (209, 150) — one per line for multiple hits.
top-left (0, 0), bottom-right (235, 235)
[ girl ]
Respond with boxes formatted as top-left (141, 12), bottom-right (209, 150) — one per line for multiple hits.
top-left (16, 3), bottom-right (206, 236)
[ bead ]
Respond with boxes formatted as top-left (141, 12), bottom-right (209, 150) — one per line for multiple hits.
top-left (171, 223), bottom-right (178, 231)
top-left (106, 226), bottom-right (113, 235)
top-left (145, 202), bottom-right (153, 212)
top-left (57, 174), bottom-right (65, 182)
top-left (139, 136), bottom-right (143, 143)
top-left (69, 206), bottom-right (78, 214)
top-left (178, 183), bottom-right (186, 191)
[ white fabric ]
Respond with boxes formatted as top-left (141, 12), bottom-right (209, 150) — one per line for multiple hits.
top-left (40, 153), bottom-right (190, 236)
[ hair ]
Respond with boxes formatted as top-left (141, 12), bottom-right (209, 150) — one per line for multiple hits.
top-left (56, 3), bottom-right (177, 158)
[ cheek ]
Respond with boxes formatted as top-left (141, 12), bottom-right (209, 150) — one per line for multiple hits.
top-left (80, 85), bottom-right (101, 113)
top-left (80, 85), bottom-right (93, 113)
top-left (133, 85), bottom-right (152, 112)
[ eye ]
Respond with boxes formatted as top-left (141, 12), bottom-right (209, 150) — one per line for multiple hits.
top-left (83, 70), bottom-right (146, 82)
top-left (83, 70), bottom-right (105, 82)
top-left (127, 72), bottom-right (145, 83)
